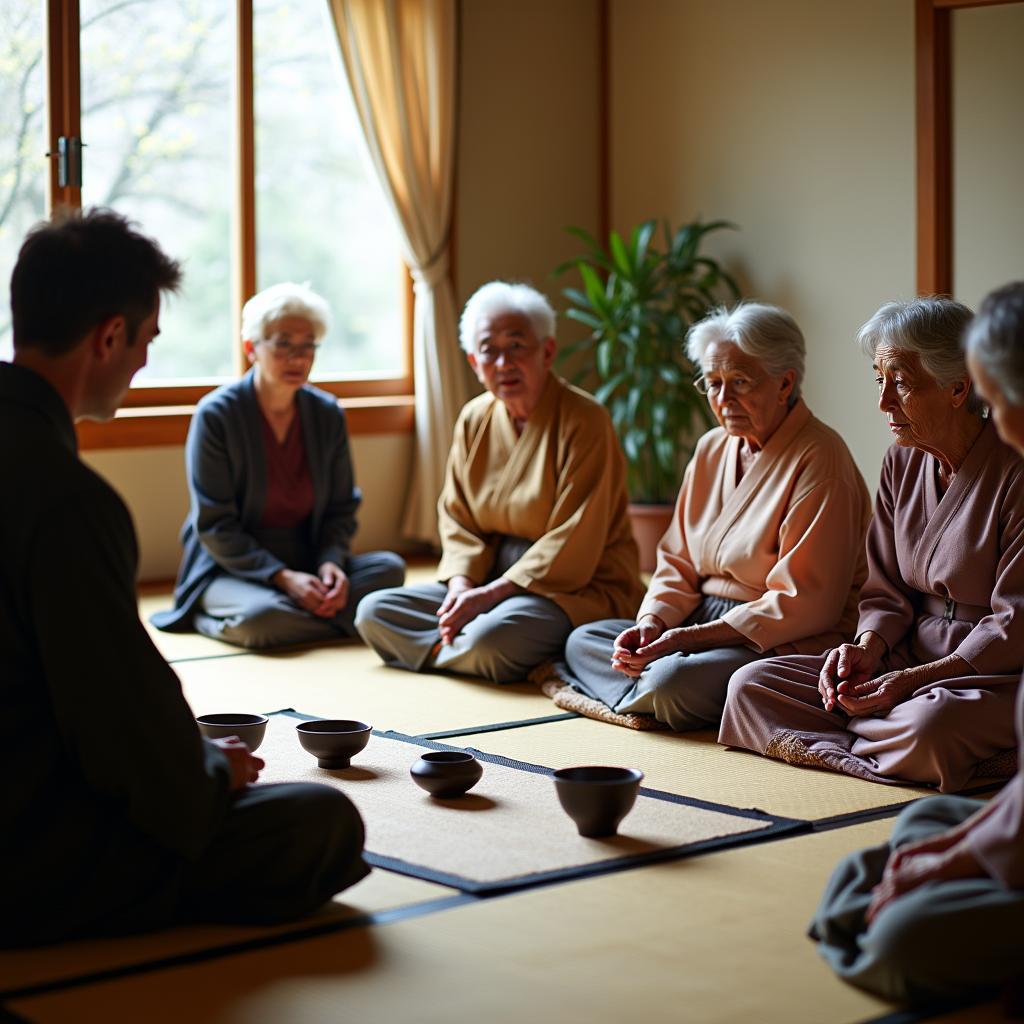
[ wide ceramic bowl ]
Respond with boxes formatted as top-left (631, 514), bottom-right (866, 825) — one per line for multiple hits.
top-left (410, 751), bottom-right (483, 798)
top-left (195, 712), bottom-right (268, 752)
top-left (296, 719), bottom-right (372, 769)
top-left (552, 766), bottom-right (644, 838)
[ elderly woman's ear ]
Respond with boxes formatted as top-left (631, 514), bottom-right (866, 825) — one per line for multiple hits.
top-left (949, 376), bottom-right (972, 409)
top-left (777, 368), bottom-right (797, 405)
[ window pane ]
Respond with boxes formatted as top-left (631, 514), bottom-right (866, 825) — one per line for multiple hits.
top-left (254, 1), bottom-right (404, 379)
top-left (80, 0), bottom-right (234, 382)
top-left (0, 0), bottom-right (46, 360)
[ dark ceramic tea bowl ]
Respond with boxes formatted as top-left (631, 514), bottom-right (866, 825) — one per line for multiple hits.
top-left (296, 720), bottom-right (372, 769)
top-left (410, 751), bottom-right (483, 798)
top-left (195, 713), bottom-right (268, 752)
top-left (553, 766), bottom-right (644, 838)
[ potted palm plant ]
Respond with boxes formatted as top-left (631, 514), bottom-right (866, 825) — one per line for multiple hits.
top-left (556, 219), bottom-right (740, 571)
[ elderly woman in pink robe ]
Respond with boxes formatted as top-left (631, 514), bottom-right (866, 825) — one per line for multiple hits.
top-left (808, 282), bottom-right (1024, 1004)
top-left (720, 296), bottom-right (1024, 792)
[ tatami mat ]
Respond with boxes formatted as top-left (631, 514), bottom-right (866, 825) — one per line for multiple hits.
top-left (9, 821), bottom-right (903, 1024)
top-left (257, 716), bottom-right (790, 891)
top-left (456, 716), bottom-right (936, 822)
top-left (0, 868), bottom-right (453, 1001)
top-left (177, 646), bottom-right (555, 736)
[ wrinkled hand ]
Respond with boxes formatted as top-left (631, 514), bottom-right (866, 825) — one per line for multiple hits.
top-left (818, 643), bottom-right (879, 712)
top-left (317, 561), bottom-right (350, 617)
top-left (611, 615), bottom-right (667, 676)
top-left (836, 669), bottom-right (915, 717)
top-left (437, 578), bottom-right (503, 645)
top-left (273, 568), bottom-right (333, 618)
top-left (866, 841), bottom-right (982, 924)
top-left (211, 735), bottom-right (265, 791)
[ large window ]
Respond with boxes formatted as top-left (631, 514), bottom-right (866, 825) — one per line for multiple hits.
top-left (0, 0), bottom-right (410, 418)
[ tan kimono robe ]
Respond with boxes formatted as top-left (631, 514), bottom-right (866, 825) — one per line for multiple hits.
top-left (720, 420), bottom-right (1024, 791)
top-left (641, 399), bottom-right (872, 654)
top-left (437, 373), bottom-right (644, 627)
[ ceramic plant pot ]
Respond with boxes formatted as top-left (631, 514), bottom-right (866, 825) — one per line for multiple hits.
top-left (296, 719), bottom-right (372, 769)
top-left (195, 712), bottom-right (269, 752)
top-left (553, 765), bottom-right (644, 837)
top-left (410, 750), bottom-right (483, 798)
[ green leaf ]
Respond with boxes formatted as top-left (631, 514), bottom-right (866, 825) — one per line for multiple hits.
top-left (596, 338), bottom-right (614, 379)
top-left (564, 308), bottom-right (605, 331)
top-left (609, 231), bottom-right (632, 278)
top-left (594, 372), bottom-right (626, 405)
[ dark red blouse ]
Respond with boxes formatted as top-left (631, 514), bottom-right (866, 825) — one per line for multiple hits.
top-left (259, 412), bottom-right (314, 529)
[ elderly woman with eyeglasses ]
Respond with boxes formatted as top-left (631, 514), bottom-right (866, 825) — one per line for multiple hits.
top-left (553, 302), bottom-right (872, 731)
top-left (720, 296), bottom-right (1024, 791)
top-left (355, 280), bottom-right (644, 683)
top-left (152, 282), bottom-right (405, 648)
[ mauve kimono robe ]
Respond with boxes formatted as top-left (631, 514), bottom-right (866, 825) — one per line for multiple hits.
top-left (720, 420), bottom-right (1024, 792)
top-left (437, 372), bottom-right (645, 626)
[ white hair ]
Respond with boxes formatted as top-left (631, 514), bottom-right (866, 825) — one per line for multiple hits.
top-left (458, 281), bottom-right (556, 352)
top-left (963, 281), bottom-right (1024, 407)
top-left (240, 281), bottom-right (330, 343)
top-left (857, 296), bottom-right (981, 412)
top-left (686, 302), bottom-right (805, 402)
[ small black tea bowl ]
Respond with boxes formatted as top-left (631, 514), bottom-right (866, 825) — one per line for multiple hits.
top-left (296, 719), bottom-right (372, 769)
top-left (195, 713), bottom-right (269, 752)
top-left (553, 765), bottom-right (644, 838)
top-left (410, 750), bottom-right (483, 798)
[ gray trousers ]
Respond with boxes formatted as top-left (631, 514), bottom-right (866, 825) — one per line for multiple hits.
top-left (195, 551), bottom-right (406, 650)
top-left (810, 796), bottom-right (1024, 1004)
top-left (355, 582), bottom-right (572, 684)
top-left (562, 596), bottom-right (764, 730)
top-left (9, 783), bottom-right (369, 946)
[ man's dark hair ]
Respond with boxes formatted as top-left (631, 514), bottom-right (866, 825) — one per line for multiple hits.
top-left (10, 207), bottom-right (183, 356)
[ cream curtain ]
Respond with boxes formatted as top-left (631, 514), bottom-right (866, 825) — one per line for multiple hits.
top-left (327, 0), bottom-right (471, 547)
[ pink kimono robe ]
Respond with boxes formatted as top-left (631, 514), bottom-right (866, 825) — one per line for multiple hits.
top-left (719, 420), bottom-right (1024, 792)
top-left (970, 679), bottom-right (1024, 886)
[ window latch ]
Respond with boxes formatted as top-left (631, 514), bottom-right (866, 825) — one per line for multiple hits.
top-left (49, 136), bottom-right (86, 189)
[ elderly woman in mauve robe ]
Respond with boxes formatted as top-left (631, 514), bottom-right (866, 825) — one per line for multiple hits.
top-left (809, 282), bottom-right (1024, 1005)
top-left (550, 302), bottom-right (872, 731)
top-left (355, 281), bottom-right (644, 683)
top-left (720, 296), bottom-right (1024, 791)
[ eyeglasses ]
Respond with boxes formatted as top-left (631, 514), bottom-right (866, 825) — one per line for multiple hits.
top-left (694, 374), bottom-right (760, 397)
top-left (259, 337), bottom-right (320, 360)
top-left (475, 340), bottom-right (539, 365)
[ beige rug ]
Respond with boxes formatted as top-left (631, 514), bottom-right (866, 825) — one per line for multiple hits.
top-left (455, 717), bottom-right (944, 822)
top-left (257, 715), bottom-right (791, 891)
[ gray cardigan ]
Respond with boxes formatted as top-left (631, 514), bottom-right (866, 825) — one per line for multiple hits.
top-left (152, 370), bottom-right (361, 632)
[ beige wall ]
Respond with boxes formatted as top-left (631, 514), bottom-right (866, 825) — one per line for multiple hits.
top-left (609, 0), bottom-right (916, 482)
top-left (456, 0), bottom-right (602, 316)
top-left (952, 3), bottom-right (1024, 311)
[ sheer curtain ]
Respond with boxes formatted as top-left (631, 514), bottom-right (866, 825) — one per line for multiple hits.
top-left (327, 0), bottom-right (472, 546)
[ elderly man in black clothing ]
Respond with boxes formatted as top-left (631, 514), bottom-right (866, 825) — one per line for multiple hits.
top-left (0, 209), bottom-right (368, 947)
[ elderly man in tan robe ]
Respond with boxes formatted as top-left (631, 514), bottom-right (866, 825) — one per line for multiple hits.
top-left (554, 303), bottom-right (871, 730)
top-left (720, 296), bottom-right (1024, 791)
top-left (356, 281), bottom-right (643, 683)
top-left (808, 282), bottom-right (1024, 1005)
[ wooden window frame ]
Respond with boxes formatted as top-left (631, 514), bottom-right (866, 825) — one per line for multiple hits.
top-left (41, 0), bottom-right (414, 448)
top-left (915, 0), bottom-right (1021, 295)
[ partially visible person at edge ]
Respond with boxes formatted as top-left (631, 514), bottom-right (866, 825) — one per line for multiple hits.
top-left (809, 282), bottom-right (1024, 1004)
top-left (720, 296), bottom-right (1024, 791)
top-left (553, 302), bottom-right (871, 730)
top-left (356, 280), bottom-right (644, 683)
top-left (0, 210), bottom-right (367, 947)
top-left (151, 281), bottom-right (404, 649)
